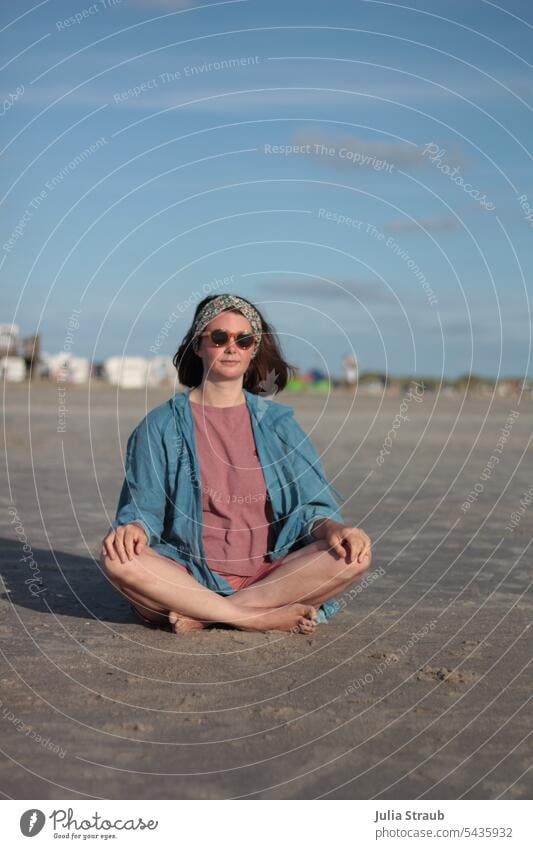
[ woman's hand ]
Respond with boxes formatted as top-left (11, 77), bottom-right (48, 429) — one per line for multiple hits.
top-left (101, 522), bottom-right (148, 564)
top-left (313, 519), bottom-right (371, 564)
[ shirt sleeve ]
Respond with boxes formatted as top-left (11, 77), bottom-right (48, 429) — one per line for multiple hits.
top-left (109, 414), bottom-right (168, 548)
top-left (275, 415), bottom-right (345, 546)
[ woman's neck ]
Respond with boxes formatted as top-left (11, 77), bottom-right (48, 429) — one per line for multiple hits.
top-left (189, 384), bottom-right (246, 408)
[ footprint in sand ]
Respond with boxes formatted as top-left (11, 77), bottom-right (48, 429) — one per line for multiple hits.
top-left (367, 651), bottom-right (400, 663)
top-left (415, 665), bottom-right (480, 684)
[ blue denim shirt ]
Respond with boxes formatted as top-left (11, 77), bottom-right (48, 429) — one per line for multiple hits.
top-left (110, 388), bottom-right (345, 622)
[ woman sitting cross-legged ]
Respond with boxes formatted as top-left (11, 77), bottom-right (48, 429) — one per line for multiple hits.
top-left (100, 293), bottom-right (372, 635)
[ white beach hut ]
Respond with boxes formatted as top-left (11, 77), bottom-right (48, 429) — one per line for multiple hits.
top-left (46, 353), bottom-right (91, 383)
top-left (0, 356), bottom-right (26, 382)
top-left (104, 356), bottom-right (148, 388)
top-left (146, 356), bottom-right (175, 387)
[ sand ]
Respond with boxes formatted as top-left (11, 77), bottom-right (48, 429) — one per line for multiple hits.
top-left (1, 381), bottom-right (531, 799)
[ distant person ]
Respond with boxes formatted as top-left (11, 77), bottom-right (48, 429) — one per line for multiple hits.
top-left (100, 294), bottom-right (372, 634)
top-left (343, 353), bottom-right (358, 389)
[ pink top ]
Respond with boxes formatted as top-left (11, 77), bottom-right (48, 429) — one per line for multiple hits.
top-left (190, 399), bottom-right (275, 576)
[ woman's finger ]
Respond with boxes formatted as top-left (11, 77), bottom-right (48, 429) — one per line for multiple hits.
top-left (134, 537), bottom-right (146, 555)
top-left (337, 536), bottom-right (353, 563)
top-left (103, 534), bottom-right (115, 560)
top-left (113, 529), bottom-right (127, 564)
top-left (357, 537), bottom-right (372, 562)
top-left (343, 531), bottom-right (361, 561)
top-left (356, 535), bottom-right (370, 563)
top-left (329, 536), bottom-right (347, 560)
top-left (123, 527), bottom-right (136, 560)
top-left (343, 535), bottom-right (357, 562)
top-left (352, 527), bottom-right (371, 545)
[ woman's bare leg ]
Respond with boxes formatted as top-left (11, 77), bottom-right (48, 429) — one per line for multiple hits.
top-left (170, 541), bottom-right (373, 630)
top-left (99, 545), bottom-right (317, 633)
top-left (232, 540), bottom-right (373, 610)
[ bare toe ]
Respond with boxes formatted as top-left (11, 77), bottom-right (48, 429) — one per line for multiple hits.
top-left (168, 611), bottom-right (206, 633)
top-left (297, 616), bottom-right (317, 634)
top-left (289, 613), bottom-right (316, 634)
top-left (297, 605), bottom-right (317, 623)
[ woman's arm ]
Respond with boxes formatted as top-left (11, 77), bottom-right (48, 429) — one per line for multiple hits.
top-left (275, 415), bottom-right (344, 544)
top-left (108, 413), bottom-right (169, 549)
top-left (275, 415), bottom-right (372, 563)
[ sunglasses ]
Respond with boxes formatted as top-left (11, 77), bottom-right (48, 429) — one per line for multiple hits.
top-left (198, 328), bottom-right (257, 350)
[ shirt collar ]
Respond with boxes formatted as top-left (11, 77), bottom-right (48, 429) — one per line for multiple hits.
top-left (171, 386), bottom-right (293, 427)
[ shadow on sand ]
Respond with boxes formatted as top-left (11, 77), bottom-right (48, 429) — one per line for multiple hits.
top-left (0, 536), bottom-right (140, 626)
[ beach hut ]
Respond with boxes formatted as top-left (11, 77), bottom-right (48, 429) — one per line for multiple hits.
top-left (146, 356), bottom-right (175, 387)
top-left (104, 356), bottom-right (148, 388)
top-left (0, 356), bottom-right (26, 382)
top-left (46, 353), bottom-right (90, 383)
top-left (0, 323), bottom-right (20, 357)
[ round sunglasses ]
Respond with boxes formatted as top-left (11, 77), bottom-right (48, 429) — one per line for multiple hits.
top-left (198, 328), bottom-right (257, 350)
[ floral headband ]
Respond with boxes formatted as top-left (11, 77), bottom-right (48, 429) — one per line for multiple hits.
top-left (192, 294), bottom-right (263, 358)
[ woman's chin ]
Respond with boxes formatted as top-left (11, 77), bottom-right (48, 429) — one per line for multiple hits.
top-left (217, 364), bottom-right (243, 373)
top-left (214, 369), bottom-right (244, 380)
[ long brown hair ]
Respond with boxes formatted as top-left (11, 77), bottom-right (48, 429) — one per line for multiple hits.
top-left (173, 294), bottom-right (297, 394)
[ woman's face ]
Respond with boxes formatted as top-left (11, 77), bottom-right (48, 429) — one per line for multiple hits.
top-left (195, 311), bottom-right (256, 382)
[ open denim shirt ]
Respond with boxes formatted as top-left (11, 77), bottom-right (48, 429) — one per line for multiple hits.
top-left (110, 387), bottom-right (346, 622)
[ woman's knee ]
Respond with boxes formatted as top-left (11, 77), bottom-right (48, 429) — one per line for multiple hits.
top-left (100, 546), bottom-right (148, 587)
top-left (100, 544), bottom-right (190, 590)
top-left (347, 547), bottom-right (372, 578)
top-left (328, 545), bottom-right (372, 580)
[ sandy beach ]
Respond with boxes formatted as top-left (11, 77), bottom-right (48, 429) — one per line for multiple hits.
top-left (1, 382), bottom-right (531, 799)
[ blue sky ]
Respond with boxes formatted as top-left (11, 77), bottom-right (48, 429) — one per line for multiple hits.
top-left (2, 0), bottom-right (532, 379)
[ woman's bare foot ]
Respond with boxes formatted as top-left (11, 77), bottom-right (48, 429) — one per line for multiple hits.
top-left (168, 611), bottom-right (207, 634)
top-left (168, 603), bottom-right (318, 634)
top-left (228, 602), bottom-right (318, 633)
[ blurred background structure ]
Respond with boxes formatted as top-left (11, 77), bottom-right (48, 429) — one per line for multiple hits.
top-left (0, 321), bottom-right (528, 397)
